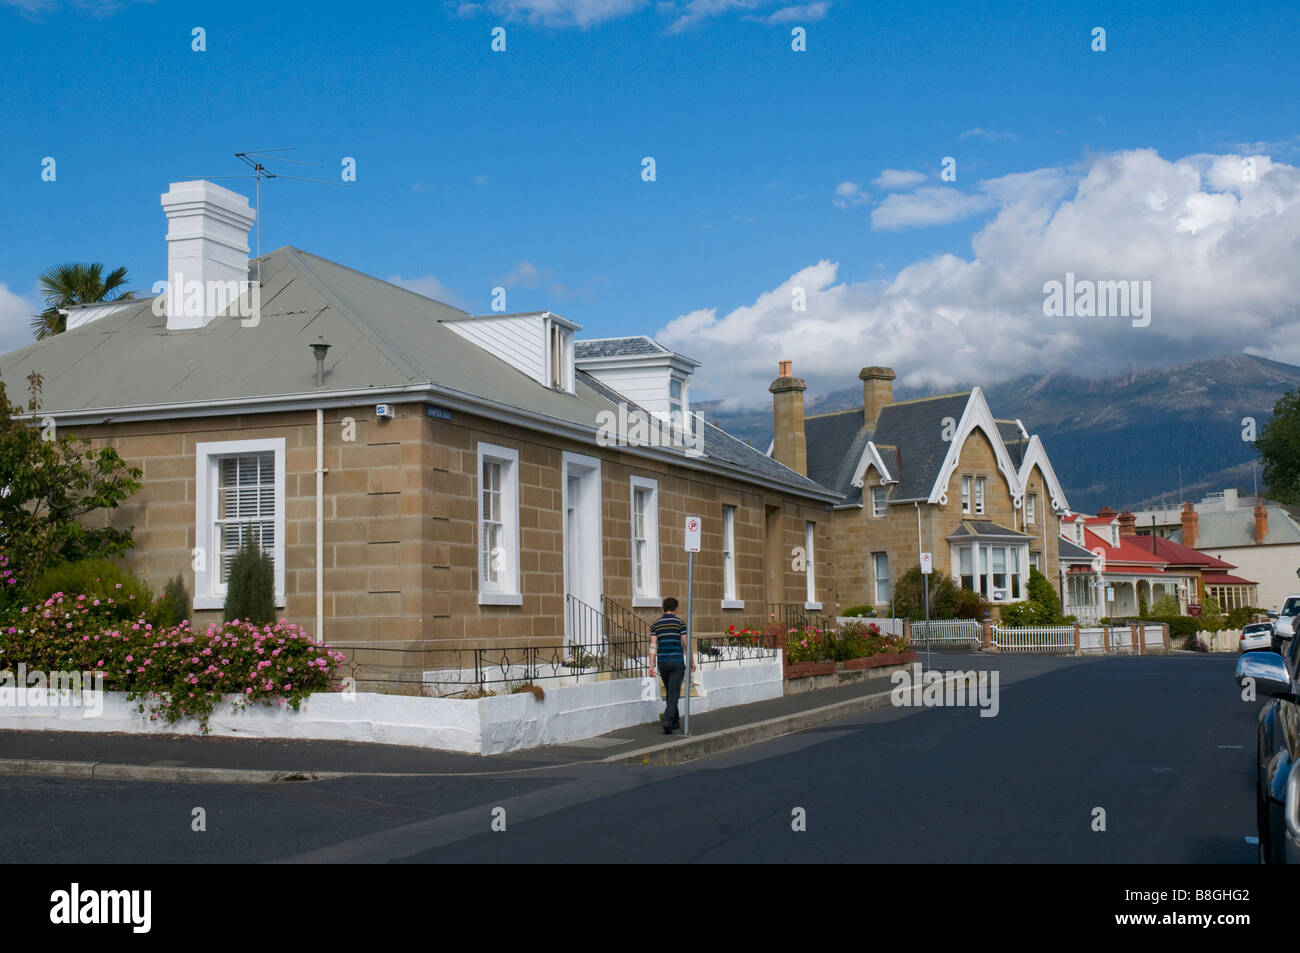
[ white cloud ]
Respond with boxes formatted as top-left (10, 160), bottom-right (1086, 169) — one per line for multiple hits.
top-left (760, 2), bottom-right (829, 23)
top-left (0, 284), bottom-right (36, 353)
top-left (2, 0), bottom-right (154, 17)
top-left (832, 181), bottom-right (869, 209)
top-left (960, 127), bottom-right (1018, 141)
top-left (485, 0), bottom-right (648, 27)
top-left (387, 274), bottom-right (462, 308)
top-left (497, 260), bottom-right (548, 288)
top-left (872, 169), bottom-right (926, 191)
top-left (870, 185), bottom-right (995, 230)
top-left (664, 0), bottom-right (762, 32)
top-left (656, 148), bottom-right (1300, 403)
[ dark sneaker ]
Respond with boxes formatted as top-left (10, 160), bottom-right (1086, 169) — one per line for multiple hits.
top-left (662, 723), bottom-right (674, 734)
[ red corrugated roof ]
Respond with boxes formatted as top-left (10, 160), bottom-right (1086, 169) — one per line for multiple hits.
top-left (1124, 535), bottom-right (1236, 570)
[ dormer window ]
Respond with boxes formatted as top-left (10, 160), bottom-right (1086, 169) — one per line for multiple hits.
top-left (549, 322), bottom-right (574, 392)
top-left (1110, 524), bottom-right (1119, 546)
top-left (669, 377), bottom-right (685, 431)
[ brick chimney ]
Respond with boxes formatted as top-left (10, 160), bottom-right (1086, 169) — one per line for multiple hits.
top-left (160, 180), bottom-right (257, 330)
top-left (1096, 506), bottom-right (1116, 519)
top-left (859, 366), bottom-right (895, 429)
top-left (770, 361), bottom-right (808, 476)
top-left (1254, 501), bottom-right (1268, 543)
top-left (1180, 502), bottom-right (1198, 549)
top-left (1118, 510), bottom-right (1137, 535)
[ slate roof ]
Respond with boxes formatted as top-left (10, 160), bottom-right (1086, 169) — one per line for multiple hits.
top-left (947, 519), bottom-right (1032, 541)
top-left (997, 419), bottom-right (1029, 468)
top-left (575, 336), bottom-right (677, 359)
top-left (0, 246), bottom-right (835, 502)
top-left (804, 393), bottom-right (973, 506)
top-left (1058, 537), bottom-right (1097, 562)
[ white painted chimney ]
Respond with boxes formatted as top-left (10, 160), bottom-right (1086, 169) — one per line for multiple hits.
top-left (160, 180), bottom-right (256, 330)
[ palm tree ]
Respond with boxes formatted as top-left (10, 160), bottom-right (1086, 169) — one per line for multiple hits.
top-left (31, 262), bottom-right (132, 340)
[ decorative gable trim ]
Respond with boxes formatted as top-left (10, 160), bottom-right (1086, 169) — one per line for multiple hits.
top-left (1018, 435), bottom-right (1071, 514)
top-left (927, 388), bottom-right (1023, 507)
top-left (850, 440), bottom-right (897, 489)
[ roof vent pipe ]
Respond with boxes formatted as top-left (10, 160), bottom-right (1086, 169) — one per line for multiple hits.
top-left (311, 339), bottom-right (331, 387)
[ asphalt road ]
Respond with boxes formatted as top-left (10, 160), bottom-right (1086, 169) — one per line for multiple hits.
top-left (0, 652), bottom-right (1261, 863)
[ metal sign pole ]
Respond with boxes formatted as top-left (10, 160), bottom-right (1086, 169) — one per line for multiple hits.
top-left (685, 549), bottom-right (693, 736)
top-left (923, 571), bottom-right (931, 671)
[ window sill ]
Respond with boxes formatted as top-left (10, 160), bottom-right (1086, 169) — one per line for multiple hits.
top-left (804, 602), bottom-right (823, 611)
top-left (194, 594), bottom-right (286, 611)
top-left (479, 592), bottom-right (523, 606)
top-left (721, 600), bottom-right (745, 610)
top-left (632, 595), bottom-right (662, 609)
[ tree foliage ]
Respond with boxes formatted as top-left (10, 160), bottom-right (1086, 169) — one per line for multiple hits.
top-left (892, 565), bottom-right (962, 621)
top-left (1257, 388), bottom-right (1300, 505)
top-left (0, 372), bottom-right (141, 578)
top-left (31, 262), bottom-right (131, 340)
top-left (223, 538), bottom-right (275, 625)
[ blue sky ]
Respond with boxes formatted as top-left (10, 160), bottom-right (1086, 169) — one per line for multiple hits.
top-left (2, 0), bottom-right (1297, 405)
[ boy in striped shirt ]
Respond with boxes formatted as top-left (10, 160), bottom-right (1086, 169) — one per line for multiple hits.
top-left (649, 596), bottom-right (694, 734)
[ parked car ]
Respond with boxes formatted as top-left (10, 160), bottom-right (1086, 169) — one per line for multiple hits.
top-left (1241, 621), bottom-right (1275, 653)
top-left (1237, 637), bottom-right (1300, 863)
top-left (1271, 594), bottom-right (1300, 640)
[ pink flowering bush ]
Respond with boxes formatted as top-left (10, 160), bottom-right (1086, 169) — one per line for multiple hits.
top-left (0, 592), bottom-right (346, 730)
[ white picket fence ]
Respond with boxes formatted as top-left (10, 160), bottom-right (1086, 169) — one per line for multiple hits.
top-left (910, 619), bottom-right (983, 647)
top-left (991, 624), bottom-right (1075, 653)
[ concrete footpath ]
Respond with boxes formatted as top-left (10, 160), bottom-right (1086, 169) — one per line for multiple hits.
top-left (0, 674), bottom-right (912, 784)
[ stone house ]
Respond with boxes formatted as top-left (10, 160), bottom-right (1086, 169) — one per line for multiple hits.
top-left (0, 180), bottom-right (840, 665)
top-left (767, 363), bottom-right (1071, 615)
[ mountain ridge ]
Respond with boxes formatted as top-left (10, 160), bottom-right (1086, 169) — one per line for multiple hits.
top-left (696, 353), bottom-right (1299, 513)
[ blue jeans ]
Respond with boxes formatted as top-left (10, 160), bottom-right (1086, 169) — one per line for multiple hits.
top-left (660, 661), bottom-right (685, 727)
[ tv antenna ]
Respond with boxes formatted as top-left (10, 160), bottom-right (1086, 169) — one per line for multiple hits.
top-left (185, 147), bottom-right (348, 281)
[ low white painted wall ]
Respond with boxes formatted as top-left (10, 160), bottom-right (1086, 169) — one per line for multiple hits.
top-left (0, 658), bottom-right (784, 755)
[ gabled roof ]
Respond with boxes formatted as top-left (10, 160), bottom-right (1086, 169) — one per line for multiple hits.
top-left (805, 408), bottom-right (873, 504)
top-left (1059, 537), bottom-right (1098, 562)
top-left (0, 247), bottom-right (835, 502)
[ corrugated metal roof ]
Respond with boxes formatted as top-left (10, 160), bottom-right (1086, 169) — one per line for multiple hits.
top-left (0, 246), bottom-right (836, 500)
top-left (1174, 506), bottom-right (1300, 548)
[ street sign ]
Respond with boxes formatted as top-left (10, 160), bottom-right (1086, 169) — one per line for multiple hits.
top-left (920, 552), bottom-right (932, 574)
top-left (1106, 586), bottom-right (1115, 602)
top-left (684, 516), bottom-right (701, 553)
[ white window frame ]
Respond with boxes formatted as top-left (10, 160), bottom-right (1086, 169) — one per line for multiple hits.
top-left (803, 521), bottom-right (821, 610)
top-left (545, 319), bottom-right (575, 393)
top-left (630, 476), bottom-right (660, 607)
top-left (721, 504), bottom-right (742, 609)
top-left (974, 476), bottom-right (986, 515)
top-left (478, 442), bottom-right (522, 605)
top-left (1026, 493), bottom-right (1036, 524)
top-left (961, 476), bottom-right (971, 514)
top-left (871, 486), bottom-right (887, 518)
top-left (873, 552), bottom-right (890, 605)
top-left (194, 438), bottom-right (286, 611)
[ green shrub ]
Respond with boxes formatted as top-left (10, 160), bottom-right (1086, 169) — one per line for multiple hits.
top-left (1226, 605), bottom-right (1263, 630)
top-left (840, 605), bottom-right (876, 618)
top-left (27, 557), bottom-right (152, 621)
top-left (1164, 616), bottom-right (1199, 643)
top-left (954, 587), bottom-right (992, 620)
top-left (153, 573), bottom-right (190, 627)
top-left (223, 539), bottom-right (275, 625)
top-left (998, 600), bottom-right (1041, 627)
top-left (892, 566), bottom-right (963, 621)
top-left (1197, 596), bottom-right (1225, 633)
top-left (1148, 594), bottom-right (1181, 619)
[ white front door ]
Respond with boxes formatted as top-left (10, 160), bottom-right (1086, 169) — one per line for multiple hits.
top-left (562, 452), bottom-right (603, 644)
